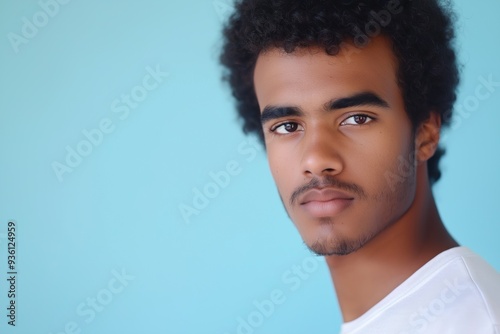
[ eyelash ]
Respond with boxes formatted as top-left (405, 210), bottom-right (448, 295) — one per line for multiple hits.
top-left (340, 113), bottom-right (375, 126)
top-left (270, 121), bottom-right (301, 133)
top-left (269, 113), bottom-right (375, 135)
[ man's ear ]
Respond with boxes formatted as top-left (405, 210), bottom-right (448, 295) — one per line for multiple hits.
top-left (415, 112), bottom-right (441, 162)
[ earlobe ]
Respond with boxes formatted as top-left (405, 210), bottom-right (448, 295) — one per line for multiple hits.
top-left (415, 112), bottom-right (441, 162)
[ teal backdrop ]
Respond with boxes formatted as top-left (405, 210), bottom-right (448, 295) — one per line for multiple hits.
top-left (0, 0), bottom-right (499, 333)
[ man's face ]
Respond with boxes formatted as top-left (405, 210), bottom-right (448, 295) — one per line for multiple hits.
top-left (253, 37), bottom-right (418, 256)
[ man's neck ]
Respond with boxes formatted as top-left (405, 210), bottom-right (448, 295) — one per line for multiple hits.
top-left (325, 178), bottom-right (458, 322)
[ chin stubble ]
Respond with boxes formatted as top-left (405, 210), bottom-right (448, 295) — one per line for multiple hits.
top-left (307, 220), bottom-right (377, 256)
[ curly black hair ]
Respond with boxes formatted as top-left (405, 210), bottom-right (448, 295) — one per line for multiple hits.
top-left (220, 0), bottom-right (459, 184)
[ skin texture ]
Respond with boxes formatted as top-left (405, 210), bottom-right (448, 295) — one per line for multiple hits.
top-left (253, 37), bottom-right (458, 321)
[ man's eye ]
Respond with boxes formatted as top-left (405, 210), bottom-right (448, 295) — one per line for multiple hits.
top-left (341, 114), bottom-right (374, 126)
top-left (272, 122), bottom-right (303, 134)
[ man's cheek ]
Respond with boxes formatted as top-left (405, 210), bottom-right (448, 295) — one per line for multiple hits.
top-left (269, 155), bottom-right (292, 182)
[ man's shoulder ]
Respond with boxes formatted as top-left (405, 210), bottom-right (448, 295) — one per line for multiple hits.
top-left (399, 246), bottom-right (500, 333)
top-left (443, 247), bottom-right (500, 322)
top-left (431, 247), bottom-right (499, 301)
top-left (340, 247), bottom-right (500, 334)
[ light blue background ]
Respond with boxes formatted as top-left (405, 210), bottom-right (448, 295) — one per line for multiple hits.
top-left (0, 0), bottom-right (498, 333)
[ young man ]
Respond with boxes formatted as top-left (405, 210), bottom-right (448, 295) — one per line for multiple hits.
top-left (220, 0), bottom-right (499, 332)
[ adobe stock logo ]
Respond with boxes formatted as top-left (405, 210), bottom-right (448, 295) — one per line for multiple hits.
top-left (441, 74), bottom-right (500, 141)
top-left (352, 0), bottom-right (403, 47)
top-left (222, 256), bottom-right (323, 334)
top-left (178, 139), bottom-right (262, 224)
top-left (48, 268), bottom-right (134, 334)
top-left (7, 0), bottom-right (72, 54)
top-left (52, 64), bottom-right (169, 182)
top-left (384, 74), bottom-right (500, 191)
top-left (402, 278), bottom-right (471, 334)
top-left (384, 150), bottom-right (419, 192)
top-left (339, 0), bottom-right (403, 64)
top-left (212, 0), bottom-right (234, 22)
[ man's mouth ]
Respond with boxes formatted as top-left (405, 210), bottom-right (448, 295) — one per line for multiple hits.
top-left (299, 188), bottom-right (354, 217)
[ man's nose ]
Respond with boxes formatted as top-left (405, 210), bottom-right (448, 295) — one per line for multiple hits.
top-left (301, 126), bottom-right (344, 178)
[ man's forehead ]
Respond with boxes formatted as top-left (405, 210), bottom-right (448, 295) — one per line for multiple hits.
top-left (253, 37), bottom-right (400, 108)
top-left (254, 37), bottom-right (397, 81)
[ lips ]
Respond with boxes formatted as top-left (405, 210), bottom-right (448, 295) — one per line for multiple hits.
top-left (299, 188), bottom-right (354, 217)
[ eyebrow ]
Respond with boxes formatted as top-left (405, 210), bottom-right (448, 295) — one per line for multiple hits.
top-left (260, 106), bottom-right (302, 124)
top-left (260, 91), bottom-right (389, 125)
top-left (325, 91), bottom-right (389, 110)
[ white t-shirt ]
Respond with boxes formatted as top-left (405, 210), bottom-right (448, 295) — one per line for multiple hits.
top-left (340, 247), bottom-right (500, 334)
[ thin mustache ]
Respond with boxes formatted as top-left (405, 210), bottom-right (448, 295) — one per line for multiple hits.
top-left (289, 177), bottom-right (366, 206)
